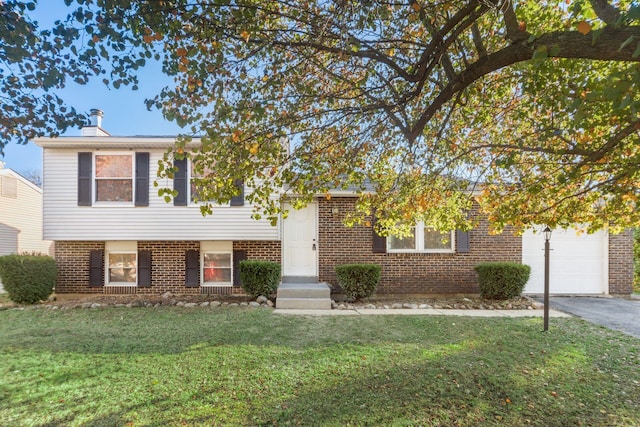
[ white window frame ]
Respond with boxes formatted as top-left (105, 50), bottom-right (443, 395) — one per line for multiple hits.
top-left (93, 152), bottom-right (134, 206)
top-left (200, 241), bottom-right (233, 286)
top-left (188, 159), bottom-right (234, 207)
top-left (105, 241), bottom-right (138, 286)
top-left (387, 222), bottom-right (455, 254)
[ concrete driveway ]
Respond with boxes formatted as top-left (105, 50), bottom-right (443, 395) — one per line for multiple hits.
top-left (546, 296), bottom-right (640, 338)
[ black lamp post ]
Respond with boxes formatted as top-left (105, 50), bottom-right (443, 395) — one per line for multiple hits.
top-left (543, 226), bottom-right (552, 332)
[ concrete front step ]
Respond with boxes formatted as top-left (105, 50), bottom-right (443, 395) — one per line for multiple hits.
top-left (276, 297), bottom-right (332, 310)
top-left (277, 282), bottom-right (330, 299)
top-left (281, 276), bottom-right (319, 284)
top-left (276, 282), bottom-right (332, 309)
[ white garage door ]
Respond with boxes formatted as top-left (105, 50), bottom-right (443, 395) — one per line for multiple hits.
top-left (522, 227), bottom-right (608, 295)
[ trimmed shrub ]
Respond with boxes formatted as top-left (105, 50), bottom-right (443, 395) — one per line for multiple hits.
top-left (474, 262), bottom-right (531, 300)
top-left (335, 264), bottom-right (381, 301)
top-left (0, 254), bottom-right (57, 304)
top-left (239, 260), bottom-right (281, 298)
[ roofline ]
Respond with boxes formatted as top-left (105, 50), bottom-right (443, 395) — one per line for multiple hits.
top-left (34, 136), bottom-right (202, 149)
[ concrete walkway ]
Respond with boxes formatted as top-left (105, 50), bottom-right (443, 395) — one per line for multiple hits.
top-left (546, 297), bottom-right (640, 338)
top-left (274, 308), bottom-right (572, 317)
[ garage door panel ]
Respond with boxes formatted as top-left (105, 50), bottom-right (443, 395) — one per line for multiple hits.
top-left (522, 228), bottom-right (607, 295)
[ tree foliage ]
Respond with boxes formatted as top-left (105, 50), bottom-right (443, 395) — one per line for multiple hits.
top-left (4, 0), bottom-right (640, 234)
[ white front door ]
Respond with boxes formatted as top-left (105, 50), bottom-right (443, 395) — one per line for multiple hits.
top-left (282, 202), bottom-right (318, 277)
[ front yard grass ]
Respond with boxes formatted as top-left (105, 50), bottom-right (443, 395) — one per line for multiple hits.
top-left (1, 307), bottom-right (639, 426)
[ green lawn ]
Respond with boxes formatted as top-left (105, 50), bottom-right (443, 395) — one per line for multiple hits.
top-left (1, 307), bottom-right (639, 426)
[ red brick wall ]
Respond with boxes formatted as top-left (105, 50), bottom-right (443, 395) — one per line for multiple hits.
top-left (55, 240), bottom-right (280, 295)
top-left (318, 198), bottom-right (521, 294)
top-left (54, 241), bottom-right (105, 294)
top-left (138, 241), bottom-right (200, 294)
top-left (233, 241), bottom-right (281, 262)
top-left (609, 229), bottom-right (634, 295)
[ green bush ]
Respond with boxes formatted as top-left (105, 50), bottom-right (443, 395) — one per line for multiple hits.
top-left (239, 260), bottom-right (281, 298)
top-left (0, 254), bottom-right (57, 304)
top-left (474, 262), bottom-right (531, 300)
top-left (335, 264), bottom-right (381, 301)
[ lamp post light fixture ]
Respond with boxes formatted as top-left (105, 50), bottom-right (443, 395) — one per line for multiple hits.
top-left (543, 226), bottom-right (552, 332)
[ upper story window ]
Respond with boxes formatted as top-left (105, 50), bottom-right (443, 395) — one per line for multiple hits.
top-left (95, 154), bottom-right (133, 203)
top-left (190, 161), bottom-right (215, 203)
top-left (387, 222), bottom-right (454, 253)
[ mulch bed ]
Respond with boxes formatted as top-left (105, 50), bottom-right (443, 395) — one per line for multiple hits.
top-left (0, 293), bottom-right (541, 310)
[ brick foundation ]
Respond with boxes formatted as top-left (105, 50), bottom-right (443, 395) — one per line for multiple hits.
top-left (318, 198), bottom-right (521, 294)
top-left (55, 240), bottom-right (281, 295)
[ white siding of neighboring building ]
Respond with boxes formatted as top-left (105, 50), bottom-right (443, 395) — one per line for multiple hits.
top-left (42, 148), bottom-right (280, 241)
top-left (0, 171), bottom-right (53, 255)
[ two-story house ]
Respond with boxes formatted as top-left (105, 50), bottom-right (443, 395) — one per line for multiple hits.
top-left (35, 110), bottom-right (634, 297)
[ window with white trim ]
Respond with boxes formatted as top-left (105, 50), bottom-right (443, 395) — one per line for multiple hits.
top-left (190, 160), bottom-right (214, 203)
top-left (201, 241), bottom-right (233, 286)
top-left (95, 153), bottom-right (133, 203)
top-left (105, 241), bottom-right (138, 286)
top-left (387, 223), bottom-right (454, 253)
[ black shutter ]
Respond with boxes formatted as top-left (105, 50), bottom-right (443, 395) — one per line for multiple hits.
top-left (456, 230), bottom-right (470, 253)
top-left (135, 152), bottom-right (149, 207)
top-left (78, 152), bottom-right (92, 206)
top-left (233, 250), bottom-right (248, 287)
top-left (230, 179), bottom-right (244, 206)
top-left (372, 216), bottom-right (387, 253)
top-left (185, 249), bottom-right (199, 287)
top-left (138, 250), bottom-right (152, 287)
top-left (89, 249), bottom-right (104, 286)
top-left (173, 157), bottom-right (188, 206)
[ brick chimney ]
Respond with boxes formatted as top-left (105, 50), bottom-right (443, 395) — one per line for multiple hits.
top-left (81, 109), bottom-right (110, 137)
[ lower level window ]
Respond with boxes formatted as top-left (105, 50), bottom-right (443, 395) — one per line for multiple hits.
top-left (388, 223), bottom-right (454, 253)
top-left (108, 252), bottom-right (137, 284)
top-left (203, 252), bottom-right (231, 285)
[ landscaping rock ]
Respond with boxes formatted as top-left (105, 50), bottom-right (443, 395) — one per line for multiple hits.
top-left (403, 303), bottom-right (418, 309)
top-left (161, 292), bottom-right (173, 299)
top-left (249, 302), bottom-right (261, 307)
top-left (200, 301), bottom-right (210, 307)
top-left (419, 304), bottom-right (432, 309)
top-left (184, 302), bottom-right (198, 307)
top-left (176, 301), bottom-right (185, 307)
top-left (256, 296), bottom-right (269, 304)
top-left (391, 303), bottom-right (403, 309)
top-left (266, 300), bottom-right (274, 307)
top-left (90, 303), bottom-right (101, 308)
top-left (364, 304), bottom-right (377, 309)
top-left (210, 301), bottom-right (222, 307)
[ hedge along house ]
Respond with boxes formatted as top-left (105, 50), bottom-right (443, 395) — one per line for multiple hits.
top-left (35, 110), bottom-right (634, 297)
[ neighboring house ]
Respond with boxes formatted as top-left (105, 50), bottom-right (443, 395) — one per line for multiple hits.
top-left (0, 163), bottom-right (54, 292)
top-left (34, 111), bottom-right (634, 296)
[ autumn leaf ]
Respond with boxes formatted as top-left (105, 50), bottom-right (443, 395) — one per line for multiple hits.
top-left (576, 21), bottom-right (591, 35)
top-left (240, 30), bottom-right (250, 42)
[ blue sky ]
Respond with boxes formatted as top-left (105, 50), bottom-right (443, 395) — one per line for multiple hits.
top-left (1, 2), bottom-right (182, 175)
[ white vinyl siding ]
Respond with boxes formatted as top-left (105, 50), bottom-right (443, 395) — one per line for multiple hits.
top-left (41, 148), bottom-right (279, 241)
top-left (0, 171), bottom-right (53, 256)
